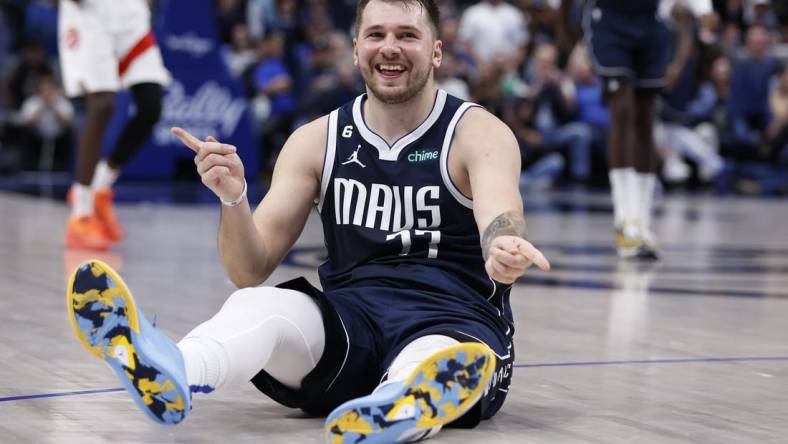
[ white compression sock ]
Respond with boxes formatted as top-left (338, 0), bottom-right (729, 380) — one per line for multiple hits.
top-left (177, 287), bottom-right (325, 393)
top-left (72, 183), bottom-right (94, 217)
top-left (636, 172), bottom-right (657, 235)
top-left (91, 160), bottom-right (120, 191)
top-left (374, 335), bottom-right (461, 441)
top-left (609, 167), bottom-right (636, 227)
top-left (382, 335), bottom-right (460, 385)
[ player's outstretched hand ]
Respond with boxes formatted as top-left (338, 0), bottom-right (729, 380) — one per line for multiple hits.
top-left (171, 127), bottom-right (245, 203)
top-left (485, 236), bottom-right (550, 284)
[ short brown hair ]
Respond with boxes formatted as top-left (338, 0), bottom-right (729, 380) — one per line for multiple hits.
top-left (355, 0), bottom-right (441, 38)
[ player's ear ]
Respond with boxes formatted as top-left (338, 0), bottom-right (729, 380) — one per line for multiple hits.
top-left (432, 39), bottom-right (442, 69)
top-left (353, 38), bottom-right (359, 66)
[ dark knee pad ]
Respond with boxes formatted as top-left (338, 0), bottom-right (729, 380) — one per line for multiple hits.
top-left (130, 83), bottom-right (163, 127)
top-left (107, 83), bottom-right (163, 167)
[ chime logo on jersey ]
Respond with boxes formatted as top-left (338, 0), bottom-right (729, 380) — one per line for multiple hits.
top-left (407, 150), bottom-right (439, 162)
top-left (333, 178), bottom-right (441, 231)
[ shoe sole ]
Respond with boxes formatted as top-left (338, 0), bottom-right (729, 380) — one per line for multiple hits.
top-left (324, 342), bottom-right (495, 443)
top-left (66, 259), bottom-right (188, 425)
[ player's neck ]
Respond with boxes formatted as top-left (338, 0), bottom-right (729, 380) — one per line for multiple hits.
top-left (363, 85), bottom-right (437, 145)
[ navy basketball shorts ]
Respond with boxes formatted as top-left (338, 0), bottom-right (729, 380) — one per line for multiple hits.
top-left (583, 3), bottom-right (670, 93)
top-left (250, 277), bottom-right (514, 428)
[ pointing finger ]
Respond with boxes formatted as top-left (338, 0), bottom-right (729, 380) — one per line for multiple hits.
top-left (171, 127), bottom-right (202, 153)
top-left (517, 242), bottom-right (551, 272)
top-left (532, 250), bottom-right (551, 272)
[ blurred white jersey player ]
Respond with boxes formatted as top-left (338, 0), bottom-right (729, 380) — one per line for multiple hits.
top-left (58, 0), bottom-right (170, 251)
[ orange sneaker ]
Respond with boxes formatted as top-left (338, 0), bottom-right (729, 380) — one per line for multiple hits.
top-left (65, 215), bottom-right (113, 251)
top-left (94, 189), bottom-right (124, 242)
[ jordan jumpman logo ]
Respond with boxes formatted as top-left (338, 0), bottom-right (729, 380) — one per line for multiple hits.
top-left (342, 145), bottom-right (366, 168)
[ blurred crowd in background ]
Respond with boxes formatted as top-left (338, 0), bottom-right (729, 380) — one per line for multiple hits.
top-left (2, 0), bottom-right (788, 194)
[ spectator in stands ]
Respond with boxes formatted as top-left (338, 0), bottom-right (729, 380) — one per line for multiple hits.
top-left (522, 0), bottom-right (561, 46)
top-left (436, 52), bottom-right (470, 100)
top-left (728, 24), bottom-right (778, 154)
top-left (525, 42), bottom-right (593, 182)
top-left (458, 0), bottom-right (529, 66)
top-left (3, 39), bottom-right (52, 112)
top-left (0, 9), bottom-right (12, 91)
top-left (19, 74), bottom-right (73, 171)
top-left (254, 31), bottom-right (295, 175)
top-left (295, 33), bottom-right (361, 123)
top-left (216, 0), bottom-right (247, 44)
top-left (23, 0), bottom-right (57, 57)
top-left (767, 64), bottom-right (788, 164)
top-left (0, 39), bottom-right (53, 171)
top-left (707, 55), bottom-right (734, 147)
top-left (502, 95), bottom-right (566, 189)
top-left (246, 0), bottom-right (277, 40)
top-left (222, 23), bottom-right (257, 82)
top-left (566, 43), bottom-right (609, 177)
top-left (657, 4), bottom-right (724, 185)
top-left (439, 16), bottom-right (476, 80)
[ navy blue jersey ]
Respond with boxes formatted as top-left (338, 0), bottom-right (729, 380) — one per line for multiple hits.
top-left (315, 89), bottom-right (513, 326)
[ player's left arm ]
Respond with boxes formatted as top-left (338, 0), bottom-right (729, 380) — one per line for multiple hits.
top-left (453, 107), bottom-right (550, 284)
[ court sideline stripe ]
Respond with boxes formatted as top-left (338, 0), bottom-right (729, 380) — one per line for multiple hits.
top-left (515, 356), bottom-right (788, 368)
top-left (3, 356), bottom-right (787, 403)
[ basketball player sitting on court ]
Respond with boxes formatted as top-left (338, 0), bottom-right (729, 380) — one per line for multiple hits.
top-left (65, 0), bottom-right (550, 441)
top-left (59, 0), bottom-right (170, 251)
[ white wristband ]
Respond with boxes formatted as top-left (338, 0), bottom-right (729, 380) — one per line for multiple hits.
top-left (220, 179), bottom-right (247, 206)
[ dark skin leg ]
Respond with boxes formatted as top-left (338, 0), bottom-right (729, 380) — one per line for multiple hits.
top-left (633, 93), bottom-right (658, 173)
top-left (606, 83), bottom-right (635, 169)
top-left (75, 92), bottom-right (115, 185)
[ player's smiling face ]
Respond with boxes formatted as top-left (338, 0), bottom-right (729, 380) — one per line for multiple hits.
top-left (354, 0), bottom-right (442, 104)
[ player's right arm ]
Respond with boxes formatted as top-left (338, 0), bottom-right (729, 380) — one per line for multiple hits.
top-left (172, 116), bottom-right (325, 288)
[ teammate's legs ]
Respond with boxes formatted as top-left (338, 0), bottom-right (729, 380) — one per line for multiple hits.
top-left (605, 81), bottom-right (643, 258)
top-left (628, 17), bottom-right (669, 259)
top-left (633, 92), bottom-right (660, 257)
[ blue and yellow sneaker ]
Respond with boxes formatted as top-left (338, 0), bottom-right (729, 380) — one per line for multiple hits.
top-left (66, 259), bottom-right (190, 425)
top-left (325, 342), bottom-right (495, 443)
